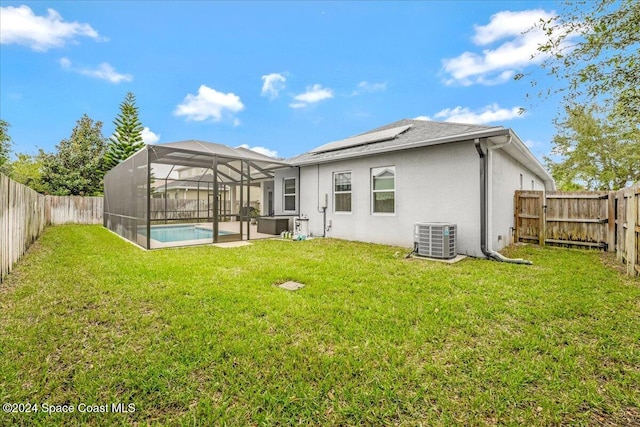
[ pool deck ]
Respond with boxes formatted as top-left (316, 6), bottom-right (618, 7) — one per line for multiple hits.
top-left (146, 221), bottom-right (275, 249)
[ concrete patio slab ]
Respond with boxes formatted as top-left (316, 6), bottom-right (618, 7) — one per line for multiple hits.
top-left (410, 254), bottom-right (467, 264)
top-left (213, 241), bottom-right (253, 248)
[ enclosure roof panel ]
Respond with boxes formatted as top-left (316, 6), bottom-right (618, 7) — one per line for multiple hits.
top-left (153, 140), bottom-right (287, 165)
top-left (145, 140), bottom-right (289, 180)
top-left (234, 146), bottom-right (283, 163)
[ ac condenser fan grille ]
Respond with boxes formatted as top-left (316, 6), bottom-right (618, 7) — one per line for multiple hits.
top-left (414, 222), bottom-right (456, 259)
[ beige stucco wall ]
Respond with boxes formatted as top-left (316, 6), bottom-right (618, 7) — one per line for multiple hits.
top-left (489, 148), bottom-right (545, 251)
top-left (287, 141), bottom-right (483, 256)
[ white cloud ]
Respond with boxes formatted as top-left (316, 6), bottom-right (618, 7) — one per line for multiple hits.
top-left (441, 9), bottom-right (556, 86)
top-left (261, 73), bottom-right (286, 99)
top-left (0, 5), bottom-right (102, 51)
top-left (59, 57), bottom-right (132, 83)
top-left (289, 84), bottom-right (333, 108)
top-left (353, 81), bottom-right (387, 95)
top-left (238, 144), bottom-right (278, 158)
top-left (430, 104), bottom-right (524, 124)
top-left (174, 85), bottom-right (244, 122)
top-left (81, 63), bottom-right (131, 83)
top-left (414, 115), bottom-right (431, 121)
top-left (472, 10), bottom-right (549, 45)
top-left (141, 127), bottom-right (160, 144)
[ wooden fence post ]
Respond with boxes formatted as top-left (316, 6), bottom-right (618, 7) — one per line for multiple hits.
top-left (539, 191), bottom-right (546, 247)
top-left (628, 188), bottom-right (638, 276)
top-left (607, 191), bottom-right (615, 252)
top-left (616, 191), bottom-right (624, 262)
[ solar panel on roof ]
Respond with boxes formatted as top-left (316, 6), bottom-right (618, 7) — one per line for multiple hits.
top-left (310, 124), bottom-right (413, 154)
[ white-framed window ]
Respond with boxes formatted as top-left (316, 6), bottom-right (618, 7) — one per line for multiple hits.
top-left (371, 166), bottom-right (395, 214)
top-left (333, 171), bottom-right (352, 213)
top-left (283, 177), bottom-right (296, 212)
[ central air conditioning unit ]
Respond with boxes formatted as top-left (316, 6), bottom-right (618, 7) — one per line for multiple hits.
top-left (413, 222), bottom-right (457, 259)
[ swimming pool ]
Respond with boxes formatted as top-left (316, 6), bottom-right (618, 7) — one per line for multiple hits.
top-left (140, 226), bottom-right (232, 243)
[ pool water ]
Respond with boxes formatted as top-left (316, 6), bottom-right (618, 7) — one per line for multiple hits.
top-left (141, 226), bottom-right (232, 243)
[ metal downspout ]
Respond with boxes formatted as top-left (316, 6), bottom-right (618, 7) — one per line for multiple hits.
top-left (475, 139), bottom-right (532, 265)
top-left (297, 166), bottom-right (301, 216)
top-left (317, 164), bottom-right (326, 237)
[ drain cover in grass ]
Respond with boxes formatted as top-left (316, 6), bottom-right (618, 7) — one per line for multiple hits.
top-left (277, 281), bottom-right (305, 291)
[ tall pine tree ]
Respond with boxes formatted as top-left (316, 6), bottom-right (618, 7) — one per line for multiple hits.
top-left (105, 92), bottom-right (144, 171)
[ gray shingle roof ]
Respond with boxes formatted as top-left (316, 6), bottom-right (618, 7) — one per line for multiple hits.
top-left (288, 119), bottom-right (503, 165)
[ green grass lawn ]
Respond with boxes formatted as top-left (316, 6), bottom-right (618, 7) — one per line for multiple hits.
top-left (1, 225), bottom-right (639, 426)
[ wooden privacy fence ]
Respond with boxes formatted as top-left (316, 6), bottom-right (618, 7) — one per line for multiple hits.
top-left (615, 183), bottom-right (640, 276)
top-left (46, 195), bottom-right (103, 225)
top-left (1, 173), bottom-right (104, 283)
top-left (1, 173), bottom-right (46, 284)
top-left (515, 191), bottom-right (612, 249)
top-left (149, 199), bottom-right (256, 222)
top-left (515, 183), bottom-right (640, 276)
top-left (150, 199), bottom-right (220, 221)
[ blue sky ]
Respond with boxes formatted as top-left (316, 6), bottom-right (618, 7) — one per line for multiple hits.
top-left (1, 1), bottom-right (565, 162)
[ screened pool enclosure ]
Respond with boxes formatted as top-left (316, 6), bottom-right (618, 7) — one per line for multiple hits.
top-left (104, 140), bottom-right (288, 249)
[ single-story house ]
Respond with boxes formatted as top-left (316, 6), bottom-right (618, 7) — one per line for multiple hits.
top-left (103, 119), bottom-right (554, 254)
top-left (273, 119), bottom-right (555, 258)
